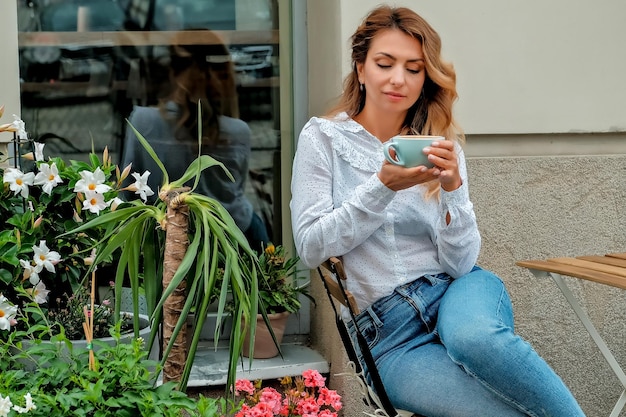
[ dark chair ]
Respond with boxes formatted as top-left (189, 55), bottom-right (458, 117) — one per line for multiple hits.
top-left (317, 257), bottom-right (419, 417)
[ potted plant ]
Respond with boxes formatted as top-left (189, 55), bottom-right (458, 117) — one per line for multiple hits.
top-left (0, 107), bottom-right (150, 343)
top-left (63, 108), bottom-right (265, 391)
top-left (242, 244), bottom-right (314, 359)
top-left (1, 105), bottom-right (264, 394)
top-left (0, 305), bottom-right (233, 417)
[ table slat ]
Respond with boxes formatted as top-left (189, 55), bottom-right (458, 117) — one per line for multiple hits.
top-left (516, 259), bottom-right (626, 290)
top-left (606, 253), bottom-right (626, 260)
top-left (577, 255), bottom-right (626, 268)
top-left (547, 257), bottom-right (626, 278)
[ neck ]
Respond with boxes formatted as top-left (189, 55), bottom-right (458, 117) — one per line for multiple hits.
top-left (353, 108), bottom-right (405, 142)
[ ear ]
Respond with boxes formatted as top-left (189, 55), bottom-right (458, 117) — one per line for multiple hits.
top-left (355, 62), bottom-right (364, 84)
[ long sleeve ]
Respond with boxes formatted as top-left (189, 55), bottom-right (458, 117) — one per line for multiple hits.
top-left (290, 121), bottom-right (395, 269)
top-left (434, 146), bottom-right (481, 277)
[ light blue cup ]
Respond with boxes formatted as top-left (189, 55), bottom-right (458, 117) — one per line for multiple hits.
top-left (383, 135), bottom-right (443, 168)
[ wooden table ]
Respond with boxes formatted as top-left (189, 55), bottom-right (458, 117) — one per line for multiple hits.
top-left (517, 252), bottom-right (626, 417)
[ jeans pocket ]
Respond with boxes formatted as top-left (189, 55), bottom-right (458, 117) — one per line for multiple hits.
top-left (423, 272), bottom-right (452, 285)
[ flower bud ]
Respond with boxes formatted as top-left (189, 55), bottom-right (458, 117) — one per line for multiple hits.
top-left (102, 146), bottom-right (110, 167)
top-left (119, 163), bottom-right (133, 183)
top-left (32, 215), bottom-right (43, 229)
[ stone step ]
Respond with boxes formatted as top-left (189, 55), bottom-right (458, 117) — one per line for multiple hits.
top-left (187, 341), bottom-right (329, 387)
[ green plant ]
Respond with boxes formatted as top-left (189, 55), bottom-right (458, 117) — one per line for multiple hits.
top-left (65, 105), bottom-right (264, 391)
top-left (0, 318), bottom-right (230, 417)
top-left (0, 109), bottom-right (150, 342)
top-left (256, 244), bottom-right (313, 314)
top-left (45, 284), bottom-right (130, 340)
top-left (1, 102), bottom-right (265, 393)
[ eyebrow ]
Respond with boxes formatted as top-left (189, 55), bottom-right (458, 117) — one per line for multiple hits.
top-left (375, 52), bottom-right (424, 63)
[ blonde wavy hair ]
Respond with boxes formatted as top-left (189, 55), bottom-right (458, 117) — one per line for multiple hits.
top-left (327, 5), bottom-right (465, 198)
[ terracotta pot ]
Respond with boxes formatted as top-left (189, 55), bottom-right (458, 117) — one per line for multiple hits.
top-left (243, 311), bottom-right (290, 359)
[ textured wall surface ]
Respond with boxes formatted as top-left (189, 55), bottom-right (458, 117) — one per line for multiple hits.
top-left (311, 153), bottom-right (626, 417)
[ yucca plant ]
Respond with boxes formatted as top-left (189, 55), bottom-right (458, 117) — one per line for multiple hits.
top-left (63, 104), bottom-right (263, 391)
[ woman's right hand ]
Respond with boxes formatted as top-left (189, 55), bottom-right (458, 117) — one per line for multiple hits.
top-left (377, 159), bottom-right (440, 191)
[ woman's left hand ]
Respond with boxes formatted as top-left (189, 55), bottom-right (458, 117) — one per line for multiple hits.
top-left (424, 140), bottom-right (462, 192)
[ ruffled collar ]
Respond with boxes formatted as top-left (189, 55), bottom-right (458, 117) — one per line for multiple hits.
top-left (318, 113), bottom-right (384, 172)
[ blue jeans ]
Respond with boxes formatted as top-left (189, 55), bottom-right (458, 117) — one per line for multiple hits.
top-left (348, 266), bottom-right (585, 417)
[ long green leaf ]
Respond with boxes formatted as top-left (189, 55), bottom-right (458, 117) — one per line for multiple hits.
top-left (168, 155), bottom-right (234, 189)
top-left (126, 121), bottom-right (169, 185)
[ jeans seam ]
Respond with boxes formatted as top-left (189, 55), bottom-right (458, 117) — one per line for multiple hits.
top-left (446, 282), bottom-right (537, 417)
top-left (447, 355), bottom-right (538, 417)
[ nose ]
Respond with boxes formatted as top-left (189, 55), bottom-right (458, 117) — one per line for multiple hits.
top-left (389, 66), bottom-right (405, 86)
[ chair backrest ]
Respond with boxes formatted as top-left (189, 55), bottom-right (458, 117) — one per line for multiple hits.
top-left (317, 258), bottom-right (417, 417)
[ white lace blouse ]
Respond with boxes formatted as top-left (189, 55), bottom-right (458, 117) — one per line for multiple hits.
top-left (290, 113), bottom-right (481, 311)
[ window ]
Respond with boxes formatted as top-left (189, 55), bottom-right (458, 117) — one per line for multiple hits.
top-left (17, 0), bottom-right (285, 245)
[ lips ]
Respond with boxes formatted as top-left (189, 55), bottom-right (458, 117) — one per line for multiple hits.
top-left (384, 91), bottom-right (406, 101)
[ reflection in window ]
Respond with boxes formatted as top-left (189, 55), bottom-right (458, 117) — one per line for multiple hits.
top-left (17, 0), bottom-right (282, 244)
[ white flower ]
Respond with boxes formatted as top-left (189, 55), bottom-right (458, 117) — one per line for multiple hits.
top-left (34, 142), bottom-right (45, 161)
top-left (19, 259), bottom-right (40, 285)
top-left (11, 392), bottom-right (36, 414)
top-left (34, 162), bottom-right (63, 195)
top-left (23, 393), bottom-right (36, 412)
top-left (108, 196), bottom-right (124, 211)
top-left (32, 240), bottom-right (61, 274)
top-left (74, 167), bottom-right (112, 194)
top-left (131, 171), bottom-right (154, 202)
top-left (28, 281), bottom-right (50, 304)
top-left (0, 394), bottom-right (13, 417)
top-left (0, 295), bottom-right (18, 331)
top-left (11, 114), bottom-right (27, 140)
top-left (83, 191), bottom-right (108, 214)
top-left (3, 167), bottom-right (35, 198)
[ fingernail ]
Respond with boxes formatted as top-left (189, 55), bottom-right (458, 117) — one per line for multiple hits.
top-left (423, 147), bottom-right (431, 153)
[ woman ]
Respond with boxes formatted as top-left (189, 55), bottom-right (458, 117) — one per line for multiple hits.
top-left (290, 5), bottom-right (585, 417)
top-left (122, 30), bottom-right (269, 253)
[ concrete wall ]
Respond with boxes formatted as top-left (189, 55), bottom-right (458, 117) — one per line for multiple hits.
top-left (0, 0), bottom-right (20, 159)
top-left (306, 1), bottom-right (626, 416)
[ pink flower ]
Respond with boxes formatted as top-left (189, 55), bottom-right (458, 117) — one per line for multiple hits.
top-left (235, 404), bottom-right (251, 417)
top-left (233, 369), bottom-right (342, 417)
top-left (235, 379), bottom-right (255, 396)
top-left (317, 387), bottom-right (342, 410)
top-left (249, 402), bottom-right (273, 417)
top-left (296, 397), bottom-right (319, 416)
top-left (259, 387), bottom-right (283, 414)
top-left (302, 369), bottom-right (326, 388)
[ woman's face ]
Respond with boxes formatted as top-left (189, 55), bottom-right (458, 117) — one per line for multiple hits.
top-left (357, 28), bottom-right (426, 118)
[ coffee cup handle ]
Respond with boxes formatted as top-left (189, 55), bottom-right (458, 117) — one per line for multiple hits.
top-left (383, 142), bottom-right (404, 166)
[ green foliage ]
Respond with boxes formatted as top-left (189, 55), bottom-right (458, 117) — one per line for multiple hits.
top-left (256, 244), bottom-right (313, 315)
top-left (64, 112), bottom-right (265, 392)
top-left (0, 142), bottom-right (140, 342)
top-left (0, 321), bottom-right (235, 417)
